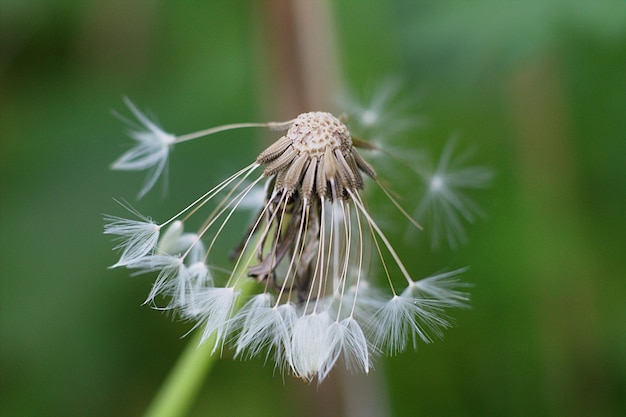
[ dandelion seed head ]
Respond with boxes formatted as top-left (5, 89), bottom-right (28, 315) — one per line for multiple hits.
top-left (105, 95), bottom-right (488, 383)
top-left (257, 112), bottom-right (375, 201)
top-left (287, 112), bottom-right (352, 157)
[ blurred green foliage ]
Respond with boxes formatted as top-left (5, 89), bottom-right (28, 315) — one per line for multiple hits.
top-left (1, 1), bottom-right (625, 416)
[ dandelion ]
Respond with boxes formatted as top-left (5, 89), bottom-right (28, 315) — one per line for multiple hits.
top-left (106, 100), bottom-right (486, 382)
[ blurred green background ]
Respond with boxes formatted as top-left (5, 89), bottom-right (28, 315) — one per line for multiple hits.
top-left (1, 1), bottom-right (625, 416)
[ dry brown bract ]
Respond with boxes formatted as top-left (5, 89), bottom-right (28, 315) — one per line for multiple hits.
top-left (256, 112), bottom-right (376, 201)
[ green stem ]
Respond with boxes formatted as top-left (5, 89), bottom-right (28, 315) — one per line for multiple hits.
top-left (142, 327), bottom-right (218, 417)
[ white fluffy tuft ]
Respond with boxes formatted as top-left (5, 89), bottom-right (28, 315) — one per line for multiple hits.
top-left (233, 294), bottom-right (296, 369)
top-left (290, 312), bottom-right (332, 382)
top-left (104, 215), bottom-right (160, 267)
top-left (320, 317), bottom-right (371, 381)
top-left (112, 98), bottom-right (176, 198)
top-left (371, 291), bottom-right (454, 354)
top-left (414, 139), bottom-right (493, 250)
top-left (183, 287), bottom-right (240, 353)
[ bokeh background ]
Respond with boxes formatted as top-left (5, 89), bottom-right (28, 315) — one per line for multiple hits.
top-left (1, 1), bottom-right (625, 416)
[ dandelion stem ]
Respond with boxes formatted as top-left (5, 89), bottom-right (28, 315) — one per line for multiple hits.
top-left (142, 328), bottom-right (216, 417)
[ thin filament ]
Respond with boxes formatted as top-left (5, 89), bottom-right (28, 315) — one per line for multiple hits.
top-left (348, 189), bottom-right (414, 286)
top-left (174, 120), bottom-right (294, 145)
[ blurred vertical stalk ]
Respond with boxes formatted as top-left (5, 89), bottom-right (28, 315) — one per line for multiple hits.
top-left (290, 0), bottom-right (342, 110)
top-left (262, 1), bottom-right (389, 416)
top-left (263, 0), bottom-right (341, 116)
top-left (508, 58), bottom-right (608, 416)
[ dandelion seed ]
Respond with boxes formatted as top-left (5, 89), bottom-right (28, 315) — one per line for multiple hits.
top-left (112, 98), bottom-right (292, 198)
top-left (322, 317), bottom-right (370, 380)
top-left (112, 98), bottom-right (176, 198)
top-left (233, 294), bottom-right (294, 365)
top-left (183, 286), bottom-right (240, 352)
top-left (131, 255), bottom-right (184, 307)
top-left (371, 288), bottom-right (453, 354)
top-left (175, 261), bottom-right (213, 309)
top-left (104, 214), bottom-right (160, 267)
top-left (156, 220), bottom-right (207, 264)
top-left (408, 268), bottom-right (471, 309)
top-left (290, 312), bottom-right (332, 381)
top-left (414, 138), bottom-right (494, 249)
top-left (339, 79), bottom-right (421, 141)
